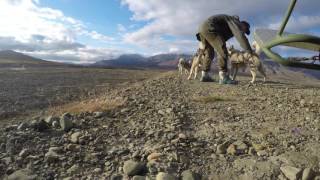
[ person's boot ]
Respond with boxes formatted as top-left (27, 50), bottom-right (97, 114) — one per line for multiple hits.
top-left (219, 71), bottom-right (237, 85)
top-left (200, 71), bottom-right (214, 82)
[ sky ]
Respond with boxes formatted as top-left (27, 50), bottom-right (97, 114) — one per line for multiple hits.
top-left (0, 0), bottom-right (319, 64)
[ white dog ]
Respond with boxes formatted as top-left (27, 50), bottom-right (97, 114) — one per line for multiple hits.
top-left (178, 58), bottom-right (191, 75)
top-left (228, 45), bottom-right (267, 84)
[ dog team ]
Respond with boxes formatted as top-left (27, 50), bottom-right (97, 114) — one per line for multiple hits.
top-left (178, 14), bottom-right (267, 84)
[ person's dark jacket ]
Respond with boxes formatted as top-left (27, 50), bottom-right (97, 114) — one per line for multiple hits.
top-left (202, 14), bottom-right (252, 52)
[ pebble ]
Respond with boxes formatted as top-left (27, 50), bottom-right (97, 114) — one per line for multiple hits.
top-left (280, 166), bottom-right (302, 180)
top-left (60, 113), bottom-right (73, 132)
top-left (93, 168), bottom-right (102, 174)
top-left (17, 123), bottom-right (29, 131)
top-left (133, 176), bottom-right (146, 180)
top-left (178, 133), bottom-right (187, 139)
top-left (123, 160), bottom-right (145, 176)
top-left (94, 112), bottom-right (105, 118)
top-left (70, 132), bottom-right (82, 143)
top-left (67, 164), bottom-right (80, 175)
top-left (217, 142), bottom-right (228, 154)
top-left (45, 116), bottom-right (58, 125)
top-left (7, 168), bottom-right (36, 180)
top-left (111, 174), bottom-right (123, 180)
top-left (30, 119), bottom-right (49, 132)
top-left (181, 170), bottom-right (201, 180)
top-left (156, 172), bottom-right (176, 180)
top-left (147, 153), bottom-right (162, 162)
top-left (302, 168), bottom-right (315, 180)
top-left (45, 150), bottom-right (59, 163)
top-left (257, 150), bottom-right (268, 157)
top-left (227, 144), bottom-right (237, 155)
top-left (19, 149), bottom-right (29, 158)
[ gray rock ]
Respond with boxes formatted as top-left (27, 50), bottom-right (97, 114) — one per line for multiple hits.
top-left (133, 176), bottom-right (146, 180)
top-left (45, 148), bottom-right (60, 163)
top-left (18, 149), bottom-right (29, 158)
top-left (17, 123), bottom-right (29, 131)
top-left (7, 169), bottom-right (36, 180)
top-left (226, 144), bottom-right (237, 155)
top-left (147, 161), bottom-right (158, 174)
top-left (60, 113), bottom-right (73, 132)
top-left (30, 119), bottom-right (49, 132)
top-left (93, 168), bottom-right (102, 174)
top-left (156, 172), bottom-right (176, 180)
top-left (302, 168), bottom-right (315, 180)
top-left (67, 164), bottom-right (80, 175)
top-left (44, 116), bottom-right (55, 125)
top-left (94, 112), bottom-right (105, 118)
top-left (217, 143), bottom-right (228, 154)
top-left (158, 110), bottom-right (165, 115)
top-left (2, 157), bottom-right (12, 165)
top-left (70, 132), bottom-right (82, 143)
top-left (257, 150), bottom-right (268, 157)
top-left (181, 170), bottom-right (201, 180)
top-left (111, 174), bottom-right (123, 180)
top-left (5, 125), bottom-right (18, 131)
top-left (123, 160), bottom-right (145, 176)
top-left (280, 166), bottom-right (302, 180)
top-left (233, 141), bottom-right (248, 154)
top-left (6, 137), bottom-right (20, 155)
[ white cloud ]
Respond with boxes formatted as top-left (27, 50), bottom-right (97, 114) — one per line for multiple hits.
top-left (268, 15), bottom-right (320, 33)
top-left (0, 0), bottom-right (116, 63)
top-left (121, 0), bottom-right (320, 54)
top-left (117, 24), bottom-right (127, 32)
top-left (23, 47), bottom-right (124, 64)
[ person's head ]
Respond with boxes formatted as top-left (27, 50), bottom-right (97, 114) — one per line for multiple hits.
top-left (240, 21), bottom-right (250, 35)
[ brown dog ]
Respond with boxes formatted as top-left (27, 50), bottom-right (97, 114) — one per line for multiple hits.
top-left (228, 46), bottom-right (266, 83)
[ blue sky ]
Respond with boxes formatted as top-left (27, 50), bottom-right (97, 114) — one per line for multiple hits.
top-left (40, 0), bottom-right (132, 37)
top-left (0, 0), bottom-right (319, 63)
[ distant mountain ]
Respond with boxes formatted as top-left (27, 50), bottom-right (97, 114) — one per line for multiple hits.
top-left (94, 53), bottom-right (192, 69)
top-left (94, 54), bottom-right (149, 68)
top-left (0, 50), bottom-right (70, 68)
top-left (0, 50), bottom-right (42, 62)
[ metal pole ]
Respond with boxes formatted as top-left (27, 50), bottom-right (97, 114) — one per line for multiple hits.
top-left (278, 0), bottom-right (297, 36)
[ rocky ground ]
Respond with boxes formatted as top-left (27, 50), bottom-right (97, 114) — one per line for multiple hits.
top-left (0, 67), bottom-right (159, 120)
top-left (1, 71), bottom-right (320, 180)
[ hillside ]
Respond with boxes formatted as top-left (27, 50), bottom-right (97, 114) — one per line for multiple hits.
top-left (0, 50), bottom-right (65, 68)
top-left (1, 70), bottom-right (320, 179)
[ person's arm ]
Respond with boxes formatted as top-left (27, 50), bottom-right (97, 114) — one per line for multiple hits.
top-left (226, 17), bottom-right (252, 52)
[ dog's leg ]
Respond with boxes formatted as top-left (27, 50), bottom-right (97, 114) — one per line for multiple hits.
top-left (188, 61), bottom-right (195, 80)
top-left (187, 69), bottom-right (193, 80)
top-left (250, 69), bottom-right (257, 84)
top-left (194, 66), bottom-right (198, 79)
top-left (258, 65), bottom-right (267, 83)
top-left (230, 64), bottom-right (234, 80)
top-left (231, 65), bottom-right (239, 81)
